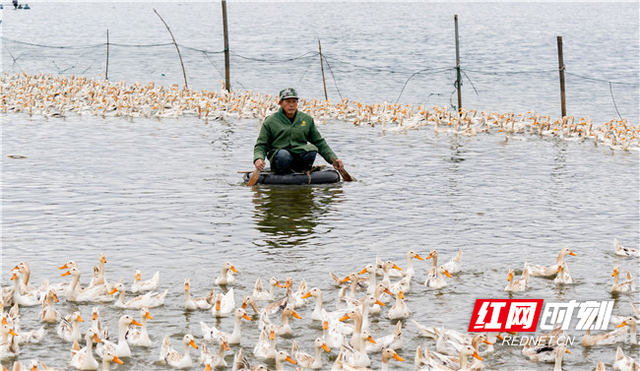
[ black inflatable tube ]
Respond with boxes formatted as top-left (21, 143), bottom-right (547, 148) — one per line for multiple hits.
top-left (243, 169), bottom-right (340, 185)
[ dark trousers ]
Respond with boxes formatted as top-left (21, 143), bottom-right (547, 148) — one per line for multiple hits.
top-left (272, 149), bottom-right (317, 174)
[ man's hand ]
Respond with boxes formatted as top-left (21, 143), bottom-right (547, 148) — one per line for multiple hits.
top-left (254, 158), bottom-right (266, 171)
top-left (332, 159), bottom-right (344, 170)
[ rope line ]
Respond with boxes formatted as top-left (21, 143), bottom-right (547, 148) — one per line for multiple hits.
top-left (320, 55), bottom-right (343, 100)
top-left (228, 50), bottom-right (318, 63)
top-left (609, 82), bottom-right (623, 119)
top-left (2, 37), bottom-right (636, 87)
top-left (395, 67), bottom-right (454, 103)
top-left (565, 71), bottom-right (639, 86)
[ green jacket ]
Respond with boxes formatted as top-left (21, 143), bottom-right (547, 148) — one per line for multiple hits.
top-left (253, 108), bottom-right (337, 165)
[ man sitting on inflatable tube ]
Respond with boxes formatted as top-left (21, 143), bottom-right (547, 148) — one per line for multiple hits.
top-left (253, 87), bottom-right (345, 175)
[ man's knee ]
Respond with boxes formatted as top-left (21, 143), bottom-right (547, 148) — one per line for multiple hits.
top-left (272, 149), bottom-right (293, 173)
top-left (299, 151), bottom-right (317, 163)
top-left (274, 149), bottom-right (293, 164)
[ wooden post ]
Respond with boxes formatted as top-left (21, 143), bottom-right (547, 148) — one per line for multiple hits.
top-left (557, 36), bottom-right (566, 117)
top-left (318, 39), bottom-right (328, 101)
top-left (221, 0), bottom-right (231, 91)
top-left (454, 15), bottom-right (462, 112)
top-left (153, 9), bottom-right (188, 89)
top-left (105, 29), bottom-right (109, 80)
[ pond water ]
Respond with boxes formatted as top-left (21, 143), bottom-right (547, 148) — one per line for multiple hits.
top-left (2, 111), bottom-right (638, 370)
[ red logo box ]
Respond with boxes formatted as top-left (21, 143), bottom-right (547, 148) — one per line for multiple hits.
top-left (468, 299), bottom-right (544, 332)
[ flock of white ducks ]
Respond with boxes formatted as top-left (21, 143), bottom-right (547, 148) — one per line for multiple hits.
top-left (1, 73), bottom-right (638, 152)
top-left (1, 240), bottom-right (638, 371)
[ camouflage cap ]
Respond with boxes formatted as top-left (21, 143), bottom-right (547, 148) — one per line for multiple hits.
top-left (278, 87), bottom-right (299, 101)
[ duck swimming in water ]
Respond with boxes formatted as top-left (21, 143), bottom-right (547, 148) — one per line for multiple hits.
top-left (527, 247), bottom-right (577, 277)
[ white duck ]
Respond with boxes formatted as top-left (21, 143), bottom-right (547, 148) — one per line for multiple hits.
top-left (616, 316), bottom-right (638, 344)
top-left (184, 279), bottom-right (215, 310)
top-left (504, 267), bottom-right (530, 292)
top-left (291, 338), bottom-right (330, 369)
top-left (10, 271), bottom-right (42, 306)
top-left (611, 266), bottom-right (635, 293)
top-left (291, 278), bottom-right (309, 308)
top-left (11, 262), bottom-right (37, 295)
top-left (274, 350), bottom-right (297, 371)
top-left (379, 261), bottom-right (403, 287)
top-left (261, 278), bottom-right (294, 316)
top-left (88, 253), bottom-right (108, 288)
top-left (376, 257), bottom-right (404, 279)
top-left (160, 334), bottom-right (198, 369)
top-left (367, 320), bottom-right (403, 353)
top-left (253, 277), bottom-right (281, 301)
top-left (522, 327), bottom-right (567, 361)
top-left (58, 260), bottom-right (78, 271)
top-left (131, 269), bottom-right (160, 293)
top-left (125, 307), bottom-right (153, 347)
top-left (201, 307), bottom-right (251, 345)
top-left (1, 321), bottom-right (19, 360)
top-left (360, 295), bottom-right (384, 333)
top-left (214, 262), bottom-right (238, 286)
top-left (370, 283), bottom-right (393, 315)
top-left (554, 262), bottom-right (573, 285)
top-left (425, 265), bottom-right (451, 289)
top-left (333, 341), bottom-right (403, 371)
top-left (442, 250), bottom-right (463, 274)
top-left (527, 247), bottom-right (577, 277)
top-left (402, 250), bottom-right (425, 277)
top-left (89, 306), bottom-right (107, 340)
top-left (414, 345), bottom-right (437, 371)
top-left (57, 311), bottom-right (84, 342)
top-left (551, 345), bottom-right (570, 371)
top-left (61, 267), bottom-right (114, 303)
top-left (435, 331), bottom-right (492, 357)
top-left (38, 289), bottom-right (60, 323)
top-left (388, 291), bottom-right (411, 320)
top-left (241, 295), bottom-right (261, 316)
top-left (390, 273), bottom-right (413, 294)
top-left (431, 344), bottom-right (484, 370)
top-left (614, 238), bottom-right (639, 257)
top-left (301, 287), bottom-right (324, 321)
top-left (199, 340), bottom-right (229, 369)
top-left (70, 327), bottom-right (102, 370)
top-left (109, 282), bottom-right (168, 309)
top-left (253, 326), bottom-right (277, 361)
top-left (426, 250), bottom-right (439, 269)
top-left (380, 348), bottom-right (405, 371)
top-left (339, 308), bottom-right (364, 349)
top-left (98, 350), bottom-right (125, 371)
top-left (232, 347), bottom-right (270, 371)
top-left (96, 314), bottom-right (141, 358)
top-left (341, 329), bottom-right (376, 367)
top-left (613, 346), bottom-right (640, 371)
top-left (581, 323), bottom-right (629, 347)
top-left (210, 289), bottom-right (235, 317)
top-left (322, 317), bottom-right (345, 350)
top-left (358, 264), bottom-right (378, 295)
top-left (261, 306), bottom-right (301, 337)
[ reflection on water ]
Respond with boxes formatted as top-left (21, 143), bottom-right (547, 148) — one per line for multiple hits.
top-left (251, 186), bottom-right (343, 248)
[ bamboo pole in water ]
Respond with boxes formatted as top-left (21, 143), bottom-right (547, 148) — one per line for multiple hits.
top-left (153, 8), bottom-right (188, 89)
top-left (221, 0), bottom-right (231, 91)
top-left (557, 36), bottom-right (567, 117)
top-left (105, 29), bottom-right (109, 80)
top-left (454, 15), bottom-right (462, 112)
top-left (318, 39), bottom-right (328, 101)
